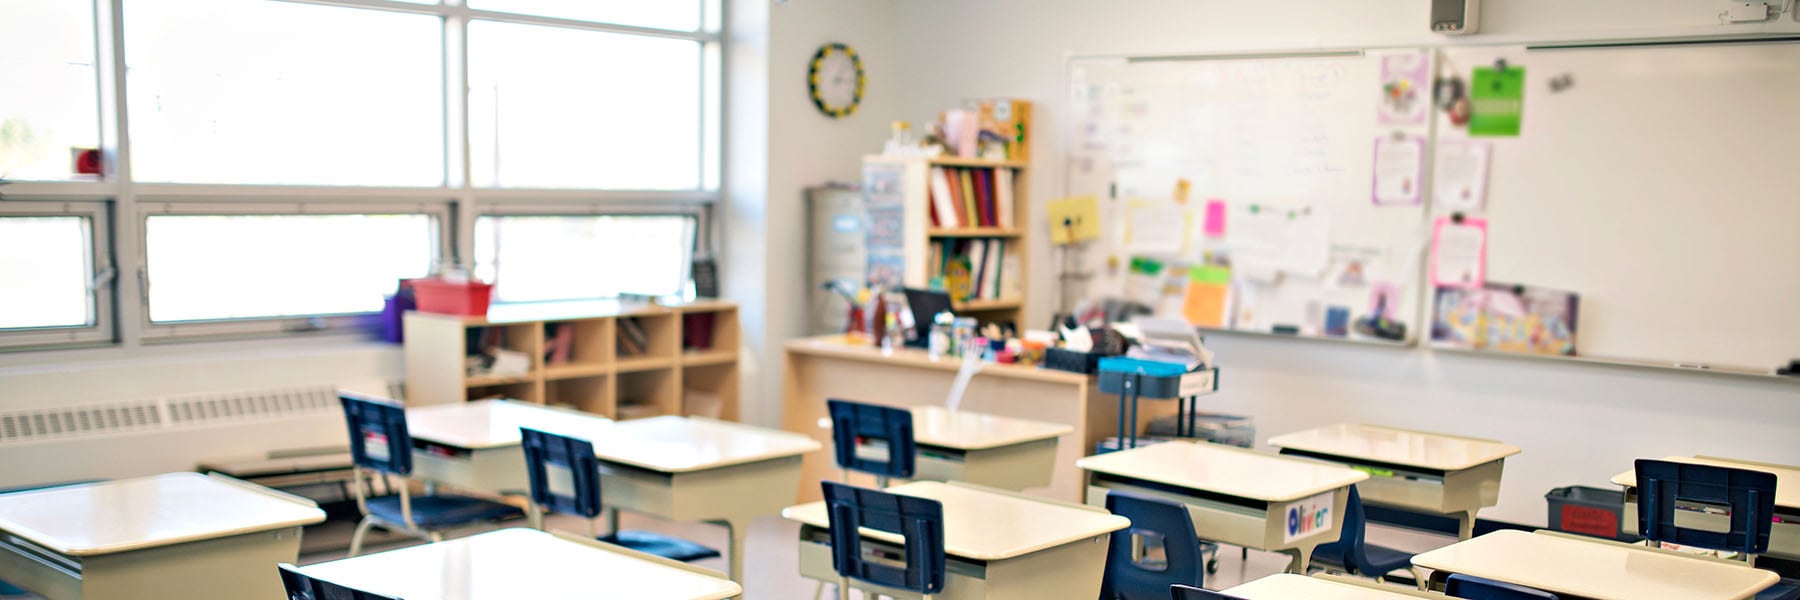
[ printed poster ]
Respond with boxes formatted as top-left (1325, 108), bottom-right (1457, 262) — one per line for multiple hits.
top-left (1378, 51), bottom-right (1431, 126)
top-left (1469, 65), bottom-right (1526, 137)
top-left (1433, 140), bottom-right (1491, 212)
top-left (1372, 135), bottom-right (1425, 205)
top-left (1430, 216), bottom-right (1487, 289)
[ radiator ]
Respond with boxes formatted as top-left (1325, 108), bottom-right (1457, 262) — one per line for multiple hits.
top-left (0, 382), bottom-right (393, 489)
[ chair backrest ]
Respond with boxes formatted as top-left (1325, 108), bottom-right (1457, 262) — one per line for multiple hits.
top-left (1445, 573), bottom-right (1558, 599)
top-left (1102, 490), bottom-right (1203, 600)
top-left (339, 393), bottom-right (412, 477)
top-left (1169, 584), bottom-right (1242, 600)
top-left (1337, 485), bottom-right (1375, 566)
top-left (820, 481), bottom-right (945, 595)
top-left (1634, 458), bottom-right (1777, 556)
top-left (826, 399), bottom-right (916, 480)
top-left (520, 427), bottom-right (604, 519)
top-left (278, 563), bottom-right (403, 600)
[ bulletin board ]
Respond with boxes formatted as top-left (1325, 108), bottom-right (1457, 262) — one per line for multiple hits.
top-left (1066, 49), bottom-right (1435, 345)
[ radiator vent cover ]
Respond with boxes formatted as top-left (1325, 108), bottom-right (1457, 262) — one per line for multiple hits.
top-left (0, 383), bottom-right (342, 445)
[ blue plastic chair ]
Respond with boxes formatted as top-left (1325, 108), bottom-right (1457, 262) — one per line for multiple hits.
top-left (278, 563), bottom-right (402, 600)
top-left (1445, 573), bottom-right (1558, 599)
top-left (1169, 585), bottom-right (1242, 599)
top-left (339, 393), bottom-right (523, 556)
top-left (1308, 485), bottom-right (1419, 582)
top-left (820, 481), bottom-right (946, 599)
top-left (519, 427), bottom-right (720, 562)
top-left (1102, 491), bottom-right (1205, 600)
top-left (1635, 459), bottom-right (1799, 600)
top-left (826, 399), bottom-right (916, 488)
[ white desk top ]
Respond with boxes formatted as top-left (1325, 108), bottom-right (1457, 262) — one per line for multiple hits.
top-left (1411, 530), bottom-right (1778, 600)
top-left (1224, 574), bottom-right (1424, 599)
top-left (1076, 441), bottom-right (1368, 503)
top-left (911, 406), bottom-right (1074, 451)
top-left (407, 399), bottom-right (615, 450)
top-left (1611, 456), bottom-right (1799, 509)
top-left (590, 416), bottom-right (822, 473)
top-left (0, 473), bottom-right (325, 556)
top-left (781, 481), bottom-right (1129, 561)
top-left (295, 528), bottom-right (741, 600)
top-left (1267, 423), bottom-right (1521, 472)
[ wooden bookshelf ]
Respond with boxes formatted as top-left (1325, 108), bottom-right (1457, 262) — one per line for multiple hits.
top-left (865, 153), bottom-right (1031, 328)
top-left (402, 300), bottom-right (740, 421)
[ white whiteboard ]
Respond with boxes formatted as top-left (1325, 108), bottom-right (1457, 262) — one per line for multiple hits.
top-left (1437, 42), bottom-right (1800, 371)
top-left (1066, 50), bottom-right (1430, 342)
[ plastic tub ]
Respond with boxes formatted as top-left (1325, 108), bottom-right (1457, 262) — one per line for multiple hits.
top-left (1545, 485), bottom-right (1630, 540)
top-left (411, 279), bottom-right (493, 317)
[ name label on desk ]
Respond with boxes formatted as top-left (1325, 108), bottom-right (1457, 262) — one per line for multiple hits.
top-left (1284, 491), bottom-right (1335, 543)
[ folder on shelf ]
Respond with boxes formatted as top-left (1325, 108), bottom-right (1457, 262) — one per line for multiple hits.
top-left (973, 168), bottom-right (994, 228)
top-left (995, 168), bottom-right (1015, 228)
top-left (958, 169), bottom-right (979, 227)
top-left (968, 239), bottom-right (989, 300)
top-left (929, 166), bottom-right (960, 228)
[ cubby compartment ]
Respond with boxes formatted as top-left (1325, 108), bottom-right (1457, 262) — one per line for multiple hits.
top-left (680, 305), bottom-right (739, 366)
top-left (545, 375), bottom-right (612, 416)
top-left (681, 362), bottom-right (738, 421)
top-left (542, 318), bottom-right (613, 379)
top-left (616, 369), bottom-right (677, 420)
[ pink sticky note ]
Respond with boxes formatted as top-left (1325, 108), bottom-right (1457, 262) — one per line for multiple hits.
top-left (1203, 199), bottom-right (1227, 237)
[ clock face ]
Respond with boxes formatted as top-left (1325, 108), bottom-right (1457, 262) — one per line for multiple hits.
top-left (809, 43), bottom-right (863, 118)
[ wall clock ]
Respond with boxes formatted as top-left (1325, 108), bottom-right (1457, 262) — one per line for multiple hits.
top-left (808, 43), bottom-right (864, 119)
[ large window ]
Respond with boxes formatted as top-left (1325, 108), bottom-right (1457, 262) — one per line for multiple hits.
top-left (474, 213), bottom-right (696, 302)
top-left (124, 0), bottom-right (445, 186)
top-left (143, 211), bottom-right (439, 324)
top-left (0, 0), bottom-right (99, 182)
top-left (0, 0), bottom-right (720, 350)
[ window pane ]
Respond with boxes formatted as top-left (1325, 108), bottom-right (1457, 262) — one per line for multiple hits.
top-left (468, 0), bottom-right (700, 31)
top-left (125, 0), bottom-right (444, 186)
top-left (145, 214), bottom-right (436, 323)
top-left (474, 215), bottom-right (692, 302)
top-left (469, 22), bottom-right (701, 190)
top-left (0, 217), bottom-right (94, 329)
top-left (0, 0), bottom-right (99, 181)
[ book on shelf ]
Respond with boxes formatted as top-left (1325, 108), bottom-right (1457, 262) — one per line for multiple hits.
top-left (994, 168), bottom-right (1015, 228)
top-left (929, 166), bottom-right (960, 228)
top-left (925, 165), bottom-right (1015, 233)
top-left (927, 237), bottom-right (1023, 302)
top-left (958, 169), bottom-right (979, 227)
top-left (544, 322), bottom-right (575, 365)
top-left (618, 317), bottom-right (650, 357)
top-left (972, 168), bottom-right (994, 227)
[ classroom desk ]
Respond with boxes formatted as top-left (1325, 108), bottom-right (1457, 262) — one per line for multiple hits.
top-left (1268, 423), bottom-right (1520, 539)
top-left (846, 406), bottom-right (1072, 492)
top-left (1412, 529), bottom-right (1778, 599)
top-left (781, 481), bottom-right (1128, 599)
top-left (1223, 573), bottom-right (1435, 599)
top-left (1611, 455), bottom-right (1800, 561)
top-left (1076, 441), bottom-right (1368, 574)
top-left (406, 399), bottom-right (617, 492)
top-left (783, 335), bottom-right (1176, 502)
top-left (293, 528), bottom-right (742, 599)
top-left (0, 472), bottom-right (326, 600)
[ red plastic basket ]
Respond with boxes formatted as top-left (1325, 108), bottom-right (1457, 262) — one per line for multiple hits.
top-left (410, 278), bottom-right (493, 316)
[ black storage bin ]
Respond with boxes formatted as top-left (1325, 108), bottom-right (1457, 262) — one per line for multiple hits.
top-left (1044, 347), bottom-right (1104, 374)
top-left (1545, 485), bottom-right (1635, 541)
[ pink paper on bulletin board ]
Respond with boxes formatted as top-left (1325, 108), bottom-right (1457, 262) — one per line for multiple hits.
top-left (1430, 216), bottom-right (1487, 289)
top-left (1202, 199), bottom-right (1227, 237)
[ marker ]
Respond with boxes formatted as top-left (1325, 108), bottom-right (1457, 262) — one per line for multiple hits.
top-left (1674, 362), bottom-right (1711, 370)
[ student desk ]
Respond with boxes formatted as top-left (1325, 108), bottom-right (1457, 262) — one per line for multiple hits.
top-left (406, 399), bottom-right (617, 492)
top-left (292, 528), bottom-right (742, 599)
top-left (1611, 455), bottom-right (1800, 561)
top-left (782, 335), bottom-right (1178, 503)
top-left (0, 472), bottom-right (326, 600)
top-left (1411, 529), bottom-right (1778, 599)
top-left (781, 481), bottom-right (1128, 599)
top-left (850, 406), bottom-right (1072, 491)
top-left (1223, 573), bottom-right (1437, 599)
top-left (582, 415), bottom-right (821, 585)
top-left (1076, 441), bottom-right (1368, 573)
top-left (1268, 423), bottom-right (1520, 539)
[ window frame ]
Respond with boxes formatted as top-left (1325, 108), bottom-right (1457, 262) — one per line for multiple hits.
top-left (0, 0), bottom-right (722, 351)
top-left (0, 200), bottom-right (115, 349)
top-left (135, 200), bottom-right (452, 341)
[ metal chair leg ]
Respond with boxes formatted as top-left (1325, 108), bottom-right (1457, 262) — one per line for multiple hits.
top-left (837, 577), bottom-right (851, 600)
top-left (348, 516), bottom-right (377, 557)
top-left (812, 581), bottom-right (826, 600)
top-left (428, 531), bottom-right (444, 542)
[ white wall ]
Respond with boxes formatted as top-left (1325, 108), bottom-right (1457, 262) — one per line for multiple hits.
top-left (725, 0), bottom-right (901, 426)
top-left (876, 0), bottom-right (1800, 524)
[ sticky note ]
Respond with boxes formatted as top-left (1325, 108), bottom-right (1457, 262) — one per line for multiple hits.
top-left (1047, 196), bottom-right (1101, 245)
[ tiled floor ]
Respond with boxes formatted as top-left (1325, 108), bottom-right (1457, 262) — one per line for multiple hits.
top-left (298, 510), bottom-right (1459, 597)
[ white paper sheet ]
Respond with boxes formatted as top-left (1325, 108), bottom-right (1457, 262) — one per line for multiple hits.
top-left (1126, 201), bottom-right (1188, 255)
top-left (1372, 135), bottom-right (1425, 205)
top-left (1433, 140), bottom-right (1491, 212)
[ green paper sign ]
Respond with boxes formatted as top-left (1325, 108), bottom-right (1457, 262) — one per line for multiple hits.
top-left (1469, 65), bottom-right (1525, 137)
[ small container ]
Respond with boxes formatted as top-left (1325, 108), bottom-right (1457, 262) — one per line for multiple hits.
top-left (928, 311), bottom-right (955, 359)
top-left (411, 278), bottom-right (493, 316)
top-left (952, 317), bottom-right (979, 357)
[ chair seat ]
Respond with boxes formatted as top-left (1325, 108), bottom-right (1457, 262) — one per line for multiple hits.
top-left (0, 579), bottom-right (29, 597)
top-left (1356, 543), bottom-right (1416, 576)
top-left (1756, 579), bottom-right (1800, 600)
top-left (601, 529), bottom-right (722, 562)
top-left (366, 494), bottom-right (523, 529)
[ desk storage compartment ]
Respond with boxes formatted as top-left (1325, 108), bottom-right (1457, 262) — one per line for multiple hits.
top-left (1546, 485), bottom-right (1630, 541)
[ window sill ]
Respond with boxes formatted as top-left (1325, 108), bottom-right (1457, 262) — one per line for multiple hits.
top-left (0, 331), bottom-right (400, 376)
